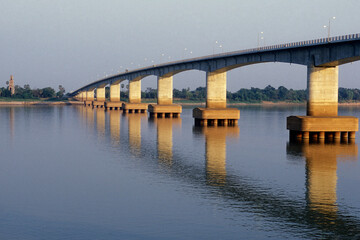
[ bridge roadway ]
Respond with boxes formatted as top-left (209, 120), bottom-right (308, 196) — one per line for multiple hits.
top-left (71, 33), bottom-right (360, 139)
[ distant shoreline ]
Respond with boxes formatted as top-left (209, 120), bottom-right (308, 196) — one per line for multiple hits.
top-left (0, 101), bottom-right (83, 106)
top-left (1, 100), bottom-right (360, 106)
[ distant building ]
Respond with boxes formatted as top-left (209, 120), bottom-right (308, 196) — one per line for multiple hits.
top-left (8, 75), bottom-right (15, 95)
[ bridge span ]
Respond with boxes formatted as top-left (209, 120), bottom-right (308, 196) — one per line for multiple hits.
top-left (70, 33), bottom-right (360, 140)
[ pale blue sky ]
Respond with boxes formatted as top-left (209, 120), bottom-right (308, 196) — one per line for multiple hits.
top-left (1, 0), bottom-right (360, 92)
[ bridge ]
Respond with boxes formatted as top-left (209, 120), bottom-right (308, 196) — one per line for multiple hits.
top-left (70, 33), bottom-right (360, 140)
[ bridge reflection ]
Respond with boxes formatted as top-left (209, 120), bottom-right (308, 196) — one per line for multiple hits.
top-left (79, 107), bottom-right (360, 238)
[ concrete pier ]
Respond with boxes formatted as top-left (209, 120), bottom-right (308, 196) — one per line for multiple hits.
top-left (110, 83), bottom-right (121, 102)
top-left (288, 116), bottom-right (358, 142)
top-left (84, 90), bottom-right (94, 107)
top-left (93, 101), bottom-right (105, 108)
top-left (193, 108), bottom-right (239, 126)
top-left (148, 75), bottom-right (182, 118)
top-left (96, 87), bottom-right (106, 102)
top-left (105, 101), bottom-right (124, 110)
top-left (193, 71), bottom-right (239, 126)
top-left (122, 77), bottom-right (148, 113)
top-left (149, 104), bottom-right (181, 118)
top-left (122, 102), bottom-right (148, 113)
top-left (104, 82), bottom-right (123, 110)
top-left (287, 65), bottom-right (358, 139)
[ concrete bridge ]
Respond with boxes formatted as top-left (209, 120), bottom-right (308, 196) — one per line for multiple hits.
top-left (70, 33), bottom-right (360, 140)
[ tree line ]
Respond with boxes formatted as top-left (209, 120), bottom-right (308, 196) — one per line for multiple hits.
top-left (2, 83), bottom-right (360, 102)
top-left (0, 85), bottom-right (66, 99)
top-left (133, 85), bottom-right (360, 102)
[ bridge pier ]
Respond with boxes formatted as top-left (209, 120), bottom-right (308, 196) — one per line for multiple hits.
top-left (93, 87), bottom-right (106, 108)
top-left (193, 71), bottom-right (240, 127)
top-left (148, 75), bottom-right (182, 118)
top-left (106, 82), bottom-right (123, 110)
top-left (287, 65), bottom-right (358, 141)
top-left (80, 92), bottom-right (86, 101)
top-left (122, 77), bottom-right (148, 113)
top-left (85, 90), bottom-right (95, 107)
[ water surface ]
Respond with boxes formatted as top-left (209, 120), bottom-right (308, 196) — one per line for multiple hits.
top-left (0, 105), bottom-right (359, 239)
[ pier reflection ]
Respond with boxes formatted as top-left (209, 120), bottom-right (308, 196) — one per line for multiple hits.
top-left (152, 118), bottom-right (182, 167)
top-left (109, 111), bottom-right (120, 145)
top-left (193, 126), bottom-right (239, 186)
top-left (85, 106), bottom-right (94, 130)
top-left (95, 109), bottom-right (106, 139)
top-left (287, 142), bottom-right (358, 223)
top-left (127, 113), bottom-right (146, 156)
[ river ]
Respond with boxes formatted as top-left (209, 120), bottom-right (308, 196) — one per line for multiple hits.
top-left (0, 105), bottom-right (359, 239)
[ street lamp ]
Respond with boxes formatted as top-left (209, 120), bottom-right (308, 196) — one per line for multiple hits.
top-left (258, 32), bottom-right (264, 48)
top-left (328, 16), bottom-right (336, 40)
top-left (183, 48), bottom-right (188, 59)
top-left (324, 17), bottom-right (336, 41)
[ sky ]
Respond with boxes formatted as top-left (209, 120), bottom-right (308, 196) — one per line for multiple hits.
top-left (1, 0), bottom-right (360, 93)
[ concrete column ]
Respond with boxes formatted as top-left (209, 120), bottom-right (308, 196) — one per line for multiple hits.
top-left (86, 90), bottom-right (94, 101)
top-left (307, 65), bottom-right (338, 116)
top-left (81, 92), bottom-right (86, 101)
top-left (110, 83), bottom-right (121, 102)
top-left (206, 71), bottom-right (227, 108)
top-left (96, 87), bottom-right (106, 101)
top-left (157, 75), bottom-right (173, 105)
top-left (129, 78), bottom-right (141, 103)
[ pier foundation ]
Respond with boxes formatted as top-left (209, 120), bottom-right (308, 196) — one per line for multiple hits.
top-left (287, 65), bottom-right (358, 140)
top-left (193, 71), bottom-right (239, 126)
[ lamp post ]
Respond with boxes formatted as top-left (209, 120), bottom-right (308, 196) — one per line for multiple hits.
top-left (328, 16), bottom-right (336, 40)
top-left (258, 32), bottom-right (264, 48)
top-left (213, 41), bottom-right (218, 55)
top-left (183, 48), bottom-right (187, 59)
top-left (324, 17), bottom-right (336, 41)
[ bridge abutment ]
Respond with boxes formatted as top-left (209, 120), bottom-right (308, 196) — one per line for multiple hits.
top-left (287, 65), bottom-right (358, 141)
top-left (149, 75), bottom-right (182, 118)
top-left (193, 71), bottom-right (240, 127)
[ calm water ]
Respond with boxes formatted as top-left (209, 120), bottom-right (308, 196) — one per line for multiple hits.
top-left (0, 105), bottom-right (359, 240)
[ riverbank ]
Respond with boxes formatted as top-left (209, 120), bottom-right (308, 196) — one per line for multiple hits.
top-left (0, 100), bottom-right (359, 106)
top-left (0, 101), bottom-right (83, 105)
